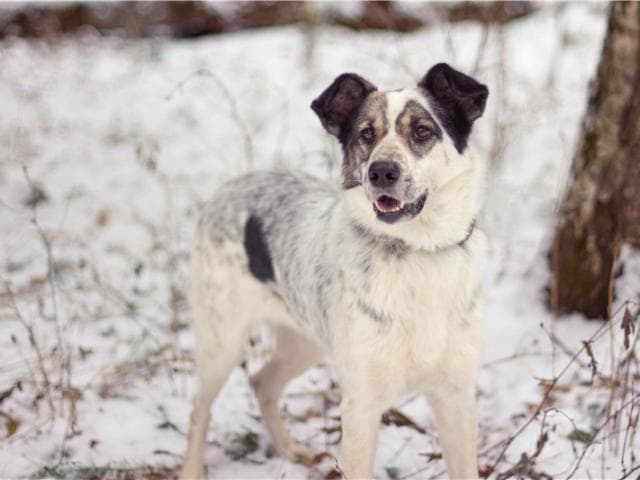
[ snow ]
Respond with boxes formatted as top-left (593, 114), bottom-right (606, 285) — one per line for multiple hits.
top-left (1, 3), bottom-right (638, 479)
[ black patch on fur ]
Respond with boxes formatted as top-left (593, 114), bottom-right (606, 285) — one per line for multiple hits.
top-left (243, 215), bottom-right (274, 282)
top-left (311, 73), bottom-right (378, 142)
top-left (341, 94), bottom-right (389, 189)
top-left (395, 100), bottom-right (443, 157)
top-left (418, 63), bottom-right (488, 153)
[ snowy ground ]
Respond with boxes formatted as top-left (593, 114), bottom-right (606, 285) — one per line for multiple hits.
top-left (1, 3), bottom-right (639, 479)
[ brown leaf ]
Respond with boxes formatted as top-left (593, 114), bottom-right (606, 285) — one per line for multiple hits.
top-left (95, 209), bottom-right (110, 227)
top-left (304, 452), bottom-right (332, 466)
top-left (537, 379), bottom-right (570, 393)
top-left (325, 468), bottom-right (344, 480)
top-left (381, 408), bottom-right (426, 434)
top-left (0, 411), bottom-right (20, 438)
top-left (63, 386), bottom-right (83, 402)
top-left (301, 408), bottom-right (321, 422)
top-left (478, 464), bottom-right (494, 478)
top-left (29, 275), bottom-right (46, 287)
top-left (6, 417), bottom-right (19, 437)
top-left (598, 376), bottom-right (619, 390)
top-left (568, 428), bottom-right (593, 444)
top-left (419, 451), bottom-right (443, 462)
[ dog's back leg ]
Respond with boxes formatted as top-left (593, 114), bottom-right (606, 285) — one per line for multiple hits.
top-left (181, 236), bottom-right (258, 479)
top-left (250, 324), bottom-right (323, 463)
top-left (180, 294), bottom-right (251, 479)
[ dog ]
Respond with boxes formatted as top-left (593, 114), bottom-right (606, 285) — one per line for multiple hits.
top-left (180, 62), bottom-right (489, 479)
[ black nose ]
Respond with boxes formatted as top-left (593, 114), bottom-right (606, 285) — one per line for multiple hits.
top-left (368, 161), bottom-right (400, 188)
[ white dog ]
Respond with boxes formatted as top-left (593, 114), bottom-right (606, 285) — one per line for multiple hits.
top-left (181, 63), bottom-right (489, 479)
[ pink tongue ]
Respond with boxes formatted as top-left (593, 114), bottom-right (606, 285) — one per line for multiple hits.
top-left (377, 196), bottom-right (400, 211)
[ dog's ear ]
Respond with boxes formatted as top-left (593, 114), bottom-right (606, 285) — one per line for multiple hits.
top-left (418, 63), bottom-right (488, 153)
top-left (311, 73), bottom-right (378, 141)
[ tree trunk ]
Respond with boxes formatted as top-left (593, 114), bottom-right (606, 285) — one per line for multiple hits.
top-left (551, 1), bottom-right (640, 320)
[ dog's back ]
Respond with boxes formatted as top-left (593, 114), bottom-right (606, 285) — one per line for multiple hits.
top-left (194, 170), bottom-right (341, 337)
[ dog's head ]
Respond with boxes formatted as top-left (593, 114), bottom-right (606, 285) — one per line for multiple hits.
top-left (311, 63), bottom-right (488, 251)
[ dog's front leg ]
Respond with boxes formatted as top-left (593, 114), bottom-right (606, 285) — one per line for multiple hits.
top-left (426, 384), bottom-right (478, 479)
top-left (339, 392), bottom-right (384, 480)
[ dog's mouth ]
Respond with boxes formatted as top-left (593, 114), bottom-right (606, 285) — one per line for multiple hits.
top-left (374, 195), bottom-right (403, 213)
top-left (373, 192), bottom-right (428, 224)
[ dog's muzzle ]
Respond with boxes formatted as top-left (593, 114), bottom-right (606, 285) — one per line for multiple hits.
top-left (373, 191), bottom-right (428, 224)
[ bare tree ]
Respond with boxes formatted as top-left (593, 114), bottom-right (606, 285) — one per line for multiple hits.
top-left (551, 1), bottom-right (640, 320)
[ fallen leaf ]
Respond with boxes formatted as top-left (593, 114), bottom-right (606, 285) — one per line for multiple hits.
top-left (95, 209), bottom-right (110, 227)
top-left (381, 408), bottom-right (426, 434)
top-left (568, 428), bottom-right (593, 444)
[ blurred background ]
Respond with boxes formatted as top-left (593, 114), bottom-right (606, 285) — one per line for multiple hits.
top-left (0, 2), bottom-right (638, 479)
top-left (0, 2), bottom-right (533, 38)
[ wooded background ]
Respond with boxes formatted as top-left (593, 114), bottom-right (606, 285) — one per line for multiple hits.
top-left (552, 1), bottom-right (640, 320)
top-left (0, 1), bottom-right (533, 38)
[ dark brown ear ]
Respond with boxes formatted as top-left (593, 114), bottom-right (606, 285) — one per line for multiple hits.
top-left (311, 73), bottom-right (378, 142)
top-left (418, 63), bottom-right (488, 153)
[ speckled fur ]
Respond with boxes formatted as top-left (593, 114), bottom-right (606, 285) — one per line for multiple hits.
top-left (182, 65), bottom-right (488, 480)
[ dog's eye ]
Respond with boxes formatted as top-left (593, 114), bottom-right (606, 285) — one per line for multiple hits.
top-left (414, 125), bottom-right (433, 141)
top-left (359, 127), bottom-right (374, 143)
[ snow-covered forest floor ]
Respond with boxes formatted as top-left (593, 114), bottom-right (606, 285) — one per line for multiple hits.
top-left (1, 3), bottom-right (639, 479)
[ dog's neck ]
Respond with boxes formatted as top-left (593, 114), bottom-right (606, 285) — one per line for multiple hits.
top-left (351, 218), bottom-right (477, 255)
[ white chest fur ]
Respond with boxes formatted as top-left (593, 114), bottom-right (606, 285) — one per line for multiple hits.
top-left (329, 228), bottom-right (485, 393)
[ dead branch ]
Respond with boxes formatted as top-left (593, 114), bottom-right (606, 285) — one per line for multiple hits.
top-left (488, 300), bottom-right (635, 474)
top-left (566, 392), bottom-right (640, 479)
top-left (21, 165), bottom-right (65, 399)
top-left (165, 68), bottom-right (254, 170)
top-left (3, 281), bottom-right (54, 417)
